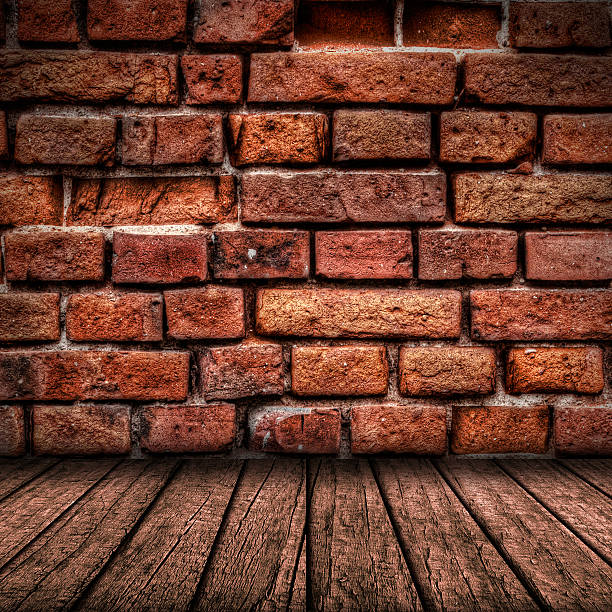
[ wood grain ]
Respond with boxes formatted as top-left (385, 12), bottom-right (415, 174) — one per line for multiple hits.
top-left (0, 458), bottom-right (58, 501)
top-left (560, 459), bottom-right (612, 497)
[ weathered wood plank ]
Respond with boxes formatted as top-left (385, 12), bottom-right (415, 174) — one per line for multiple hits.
top-left (0, 458), bottom-right (59, 502)
top-left (309, 458), bottom-right (422, 612)
top-left (74, 459), bottom-right (242, 612)
top-left (192, 458), bottom-right (306, 611)
top-left (0, 459), bottom-right (177, 612)
top-left (437, 458), bottom-right (612, 612)
top-left (288, 531), bottom-right (307, 612)
top-left (373, 458), bottom-right (538, 612)
top-left (560, 459), bottom-right (612, 497)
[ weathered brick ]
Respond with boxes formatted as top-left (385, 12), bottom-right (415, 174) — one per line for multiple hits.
top-left (68, 176), bottom-right (235, 226)
top-left (451, 405), bottom-right (549, 454)
top-left (399, 347), bottom-right (496, 396)
top-left (0, 175), bottom-right (63, 226)
top-left (291, 346), bottom-right (389, 396)
top-left (213, 230), bottom-right (309, 280)
top-left (200, 343), bottom-right (284, 400)
top-left (33, 405), bottom-right (131, 456)
top-left (112, 233), bottom-right (208, 285)
top-left (554, 406), bottom-right (612, 456)
top-left (249, 52), bottom-right (456, 104)
top-left (18, 0), bottom-right (79, 42)
top-left (122, 115), bottom-right (224, 165)
top-left (333, 111), bottom-right (430, 162)
top-left (5, 231), bottom-right (105, 282)
top-left (0, 51), bottom-right (178, 105)
top-left (509, 1), bottom-right (611, 49)
top-left (182, 55), bottom-right (243, 105)
top-left (249, 407), bottom-right (341, 454)
top-left (257, 289), bottom-right (461, 338)
top-left (351, 405), bottom-right (447, 455)
top-left (471, 290), bottom-right (612, 341)
top-left (0, 111), bottom-right (8, 160)
top-left (507, 347), bottom-right (604, 395)
top-left (88, 0), bottom-right (188, 41)
top-left (229, 113), bottom-right (328, 166)
top-left (542, 114), bottom-right (612, 165)
top-left (418, 229), bottom-right (517, 280)
top-left (241, 172), bottom-right (446, 224)
top-left (0, 3), bottom-right (4, 42)
top-left (463, 54), bottom-right (612, 108)
top-left (440, 111), bottom-right (536, 164)
top-left (316, 230), bottom-right (413, 280)
top-left (165, 287), bottom-right (245, 340)
top-left (0, 406), bottom-right (26, 457)
top-left (66, 293), bottom-right (163, 342)
top-left (0, 293), bottom-right (60, 342)
top-left (0, 351), bottom-right (189, 401)
top-left (140, 404), bottom-right (236, 453)
top-left (525, 232), bottom-right (612, 281)
top-left (454, 174), bottom-right (612, 225)
top-left (195, 0), bottom-right (294, 45)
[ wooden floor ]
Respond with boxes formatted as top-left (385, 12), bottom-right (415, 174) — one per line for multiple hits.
top-left (0, 458), bottom-right (610, 612)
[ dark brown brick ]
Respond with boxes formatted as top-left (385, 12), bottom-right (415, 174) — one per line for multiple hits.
top-left (0, 406), bottom-right (26, 457)
top-left (0, 293), bottom-right (60, 342)
top-left (0, 175), bottom-right (63, 226)
top-left (554, 406), bottom-right (612, 456)
top-left (18, 0), bottom-right (79, 42)
top-left (182, 55), bottom-right (243, 105)
top-left (0, 111), bottom-right (7, 160)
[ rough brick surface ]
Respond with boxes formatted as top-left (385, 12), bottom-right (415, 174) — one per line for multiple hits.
top-left (0, 293), bottom-right (60, 342)
top-left (554, 407), bottom-right (612, 456)
top-left (507, 348), bottom-right (604, 395)
top-left (351, 405), bottom-right (447, 455)
top-left (0, 111), bottom-right (8, 160)
top-left (0, 406), bottom-right (26, 457)
top-left (0, 175), bottom-right (63, 226)
top-left (451, 405), bottom-right (550, 455)
top-left (291, 346), bottom-right (389, 396)
top-left (18, 0), bottom-right (79, 42)
top-left (182, 55), bottom-right (243, 104)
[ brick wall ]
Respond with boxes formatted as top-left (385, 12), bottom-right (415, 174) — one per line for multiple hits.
top-left (0, 0), bottom-right (610, 459)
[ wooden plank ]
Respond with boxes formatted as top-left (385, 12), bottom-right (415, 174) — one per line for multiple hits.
top-left (0, 459), bottom-right (178, 612)
top-left (437, 458), bottom-right (612, 612)
top-left (0, 458), bottom-right (59, 501)
top-left (74, 459), bottom-right (242, 612)
top-left (309, 458), bottom-right (422, 612)
top-left (192, 458), bottom-right (306, 611)
top-left (560, 459), bottom-right (612, 497)
top-left (0, 459), bottom-right (119, 568)
top-left (287, 533), bottom-right (307, 612)
top-left (373, 458), bottom-right (538, 612)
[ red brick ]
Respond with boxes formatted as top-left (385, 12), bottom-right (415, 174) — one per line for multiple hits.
top-left (122, 115), bottom-right (224, 165)
top-left (140, 404), bottom-right (236, 453)
top-left (403, 2), bottom-right (500, 49)
top-left (182, 55), bottom-right (242, 105)
top-left (165, 287), bottom-right (245, 340)
top-left (292, 346), bottom-right (389, 396)
top-left (213, 230), bottom-right (309, 280)
top-left (471, 290), bottom-right (612, 341)
top-left (418, 229), bottom-right (517, 280)
top-left (66, 293), bottom-right (163, 342)
top-left (525, 232), bottom-right (612, 281)
top-left (5, 231), bottom-right (105, 282)
top-left (0, 51), bottom-right (178, 105)
top-left (440, 111), bottom-right (536, 164)
top-left (249, 407), bottom-right (340, 454)
top-left (249, 52), bottom-right (456, 104)
top-left (316, 230), bottom-right (413, 280)
top-left (88, 0), bottom-right (188, 41)
top-left (112, 233), bottom-right (208, 285)
top-left (453, 174), bottom-right (612, 225)
top-left (554, 406), bottom-right (612, 456)
top-left (199, 342), bottom-right (284, 400)
top-left (69, 176), bottom-right (235, 226)
top-left (33, 405), bottom-right (131, 456)
top-left (257, 289), bottom-right (461, 338)
top-left (507, 348), bottom-right (604, 395)
top-left (351, 405), bottom-right (447, 455)
top-left (509, 1), bottom-right (611, 49)
top-left (195, 0), bottom-right (293, 44)
top-left (399, 347), bottom-right (496, 397)
top-left (0, 406), bottom-right (26, 457)
top-left (0, 351), bottom-right (189, 401)
top-left (464, 54), bottom-right (612, 108)
top-left (241, 172), bottom-right (446, 224)
top-left (0, 111), bottom-right (8, 160)
top-left (18, 0), bottom-right (79, 42)
top-left (451, 405), bottom-right (550, 455)
top-left (0, 293), bottom-right (60, 342)
top-left (0, 175), bottom-right (63, 226)
top-left (542, 114), bottom-right (612, 165)
top-left (229, 113), bottom-right (328, 166)
top-left (333, 111), bottom-right (430, 162)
